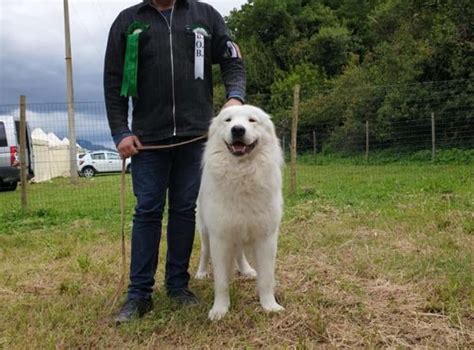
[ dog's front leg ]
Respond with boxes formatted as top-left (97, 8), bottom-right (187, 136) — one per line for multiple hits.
top-left (208, 236), bottom-right (233, 320)
top-left (254, 234), bottom-right (284, 313)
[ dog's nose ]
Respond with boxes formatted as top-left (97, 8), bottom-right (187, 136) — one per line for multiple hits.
top-left (231, 125), bottom-right (246, 138)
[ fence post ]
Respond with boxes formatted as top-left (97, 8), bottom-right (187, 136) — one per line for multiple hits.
top-left (365, 119), bottom-right (369, 162)
top-left (64, 0), bottom-right (78, 185)
top-left (290, 84), bottom-right (300, 194)
top-left (431, 112), bottom-right (436, 162)
top-left (282, 135), bottom-right (286, 158)
top-left (313, 130), bottom-right (317, 155)
top-left (19, 95), bottom-right (28, 210)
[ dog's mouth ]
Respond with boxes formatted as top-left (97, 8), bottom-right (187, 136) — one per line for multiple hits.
top-left (225, 140), bottom-right (258, 157)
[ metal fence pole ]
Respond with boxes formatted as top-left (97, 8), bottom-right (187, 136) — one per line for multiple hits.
top-left (365, 119), bottom-right (369, 163)
top-left (290, 84), bottom-right (300, 194)
top-left (431, 112), bottom-right (436, 162)
top-left (19, 95), bottom-right (28, 210)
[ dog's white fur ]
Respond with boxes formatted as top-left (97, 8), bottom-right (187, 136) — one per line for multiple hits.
top-left (195, 105), bottom-right (284, 320)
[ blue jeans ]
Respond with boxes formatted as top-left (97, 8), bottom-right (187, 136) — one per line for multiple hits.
top-left (128, 137), bottom-right (204, 300)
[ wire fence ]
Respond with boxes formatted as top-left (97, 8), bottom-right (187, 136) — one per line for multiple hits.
top-left (281, 113), bottom-right (473, 157)
top-left (270, 79), bottom-right (473, 154)
top-left (0, 80), bottom-right (472, 214)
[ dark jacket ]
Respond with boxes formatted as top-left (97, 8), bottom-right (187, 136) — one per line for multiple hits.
top-left (104, 0), bottom-right (246, 145)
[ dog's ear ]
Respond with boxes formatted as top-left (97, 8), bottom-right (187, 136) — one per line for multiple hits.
top-left (208, 108), bottom-right (230, 139)
top-left (255, 107), bottom-right (277, 138)
top-left (208, 116), bottom-right (219, 139)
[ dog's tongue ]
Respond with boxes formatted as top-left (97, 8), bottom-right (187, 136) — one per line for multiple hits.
top-left (232, 142), bottom-right (246, 154)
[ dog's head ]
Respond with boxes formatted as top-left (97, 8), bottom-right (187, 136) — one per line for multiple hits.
top-left (208, 105), bottom-right (277, 158)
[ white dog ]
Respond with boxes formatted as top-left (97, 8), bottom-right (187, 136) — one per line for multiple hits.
top-left (195, 105), bottom-right (284, 320)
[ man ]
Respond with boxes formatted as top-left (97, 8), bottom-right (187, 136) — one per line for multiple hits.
top-left (104, 0), bottom-right (245, 323)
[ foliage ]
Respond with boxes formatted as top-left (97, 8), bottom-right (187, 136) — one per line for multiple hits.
top-left (221, 0), bottom-right (473, 152)
top-left (308, 25), bottom-right (351, 76)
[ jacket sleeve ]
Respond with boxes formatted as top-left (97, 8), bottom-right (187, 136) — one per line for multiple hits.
top-left (211, 9), bottom-right (246, 102)
top-left (104, 13), bottom-right (131, 140)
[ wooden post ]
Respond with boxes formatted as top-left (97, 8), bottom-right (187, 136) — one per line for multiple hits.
top-left (431, 112), bottom-right (435, 162)
top-left (19, 96), bottom-right (28, 210)
top-left (365, 119), bottom-right (369, 162)
top-left (313, 130), bottom-right (317, 155)
top-left (290, 84), bottom-right (300, 194)
top-left (63, 0), bottom-right (78, 184)
top-left (282, 135), bottom-right (286, 158)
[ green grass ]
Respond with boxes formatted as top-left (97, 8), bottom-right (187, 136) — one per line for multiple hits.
top-left (0, 164), bottom-right (473, 348)
top-left (297, 148), bottom-right (474, 165)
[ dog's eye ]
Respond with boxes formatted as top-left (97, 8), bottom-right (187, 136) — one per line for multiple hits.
top-left (249, 118), bottom-right (257, 123)
top-left (225, 118), bottom-right (231, 122)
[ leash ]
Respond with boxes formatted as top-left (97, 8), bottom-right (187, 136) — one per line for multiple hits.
top-left (108, 135), bottom-right (207, 312)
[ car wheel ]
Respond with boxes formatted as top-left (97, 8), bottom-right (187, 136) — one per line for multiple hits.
top-left (126, 164), bottom-right (132, 174)
top-left (81, 167), bottom-right (96, 178)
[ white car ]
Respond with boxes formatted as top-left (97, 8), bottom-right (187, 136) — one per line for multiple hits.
top-left (77, 151), bottom-right (131, 178)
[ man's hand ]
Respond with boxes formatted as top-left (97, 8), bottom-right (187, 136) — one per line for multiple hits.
top-left (222, 98), bottom-right (243, 109)
top-left (117, 135), bottom-right (143, 159)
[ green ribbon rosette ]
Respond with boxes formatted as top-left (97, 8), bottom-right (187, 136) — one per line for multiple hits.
top-left (120, 21), bottom-right (150, 98)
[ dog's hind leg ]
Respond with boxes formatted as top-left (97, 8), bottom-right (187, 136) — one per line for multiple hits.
top-left (254, 233), bottom-right (284, 313)
top-left (236, 247), bottom-right (257, 279)
top-left (195, 228), bottom-right (211, 279)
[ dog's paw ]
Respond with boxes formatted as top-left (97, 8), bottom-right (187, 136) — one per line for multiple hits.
top-left (208, 306), bottom-right (229, 321)
top-left (195, 270), bottom-right (210, 279)
top-left (261, 302), bottom-right (285, 313)
top-left (239, 267), bottom-right (257, 279)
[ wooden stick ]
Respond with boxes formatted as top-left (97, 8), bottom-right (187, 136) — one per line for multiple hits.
top-left (313, 130), bottom-right (316, 155)
top-left (365, 119), bottom-right (369, 163)
top-left (63, 0), bottom-right (78, 184)
top-left (290, 84), bottom-right (300, 194)
top-left (431, 112), bottom-right (436, 162)
top-left (19, 95), bottom-right (28, 210)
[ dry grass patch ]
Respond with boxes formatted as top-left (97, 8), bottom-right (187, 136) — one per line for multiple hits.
top-left (1, 164), bottom-right (473, 348)
top-left (1, 198), bottom-right (472, 348)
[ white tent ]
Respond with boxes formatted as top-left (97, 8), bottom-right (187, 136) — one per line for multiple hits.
top-left (31, 129), bottom-right (51, 182)
top-left (62, 137), bottom-right (84, 152)
top-left (31, 128), bottom-right (71, 182)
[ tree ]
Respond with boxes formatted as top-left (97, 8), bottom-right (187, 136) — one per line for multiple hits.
top-left (308, 25), bottom-right (351, 76)
top-left (222, 0), bottom-right (473, 153)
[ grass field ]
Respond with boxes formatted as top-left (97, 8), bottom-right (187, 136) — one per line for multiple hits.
top-left (0, 164), bottom-right (473, 348)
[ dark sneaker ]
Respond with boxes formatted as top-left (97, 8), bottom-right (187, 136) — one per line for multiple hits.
top-left (167, 288), bottom-right (199, 306)
top-left (114, 297), bottom-right (153, 325)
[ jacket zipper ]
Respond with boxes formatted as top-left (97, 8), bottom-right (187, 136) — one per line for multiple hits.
top-left (157, 5), bottom-right (177, 136)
